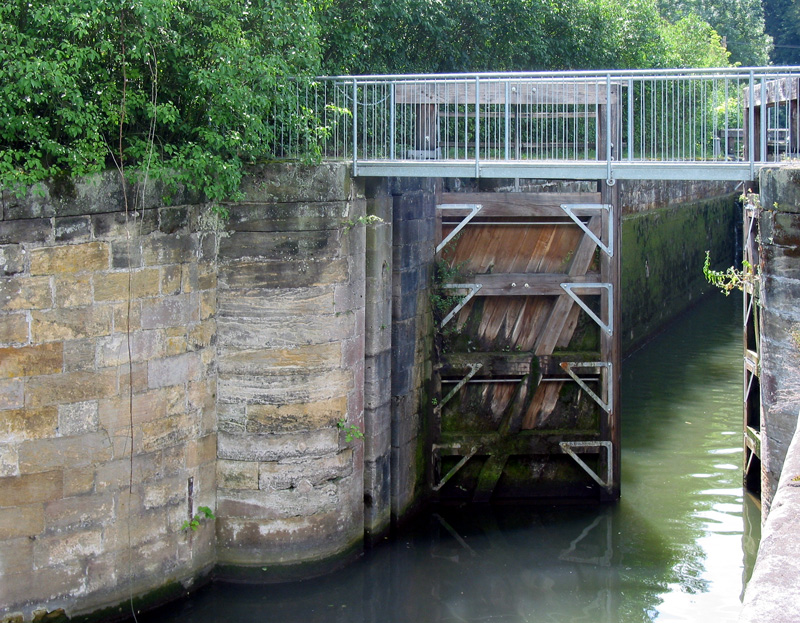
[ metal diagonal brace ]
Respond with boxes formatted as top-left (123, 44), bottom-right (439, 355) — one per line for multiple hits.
top-left (440, 283), bottom-right (482, 327)
top-left (560, 203), bottom-right (614, 257)
top-left (432, 446), bottom-right (478, 492)
top-left (438, 363), bottom-right (483, 410)
top-left (560, 361), bottom-right (612, 413)
top-left (436, 204), bottom-right (483, 255)
top-left (560, 282), bottom-right (613, 336)
top-left (560, 441), bottom-right (614, 491)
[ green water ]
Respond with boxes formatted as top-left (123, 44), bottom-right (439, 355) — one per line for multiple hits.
top-left (146, 293), bottom-right (757, 623)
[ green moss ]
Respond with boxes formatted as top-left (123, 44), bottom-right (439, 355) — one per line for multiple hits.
top-left (621, 192), bottom-right (739, 353)
top-left (70, 569), bottom-right (213, 623)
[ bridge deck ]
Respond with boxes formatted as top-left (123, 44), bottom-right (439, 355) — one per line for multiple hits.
top-left (280, 68), bottom-right (800, 182)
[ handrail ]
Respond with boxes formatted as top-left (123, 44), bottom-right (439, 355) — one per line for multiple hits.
top-left (276, 67), bottom-right (800, 181)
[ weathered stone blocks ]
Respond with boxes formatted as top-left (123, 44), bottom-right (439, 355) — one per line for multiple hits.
top-left (1, 174), bottom-right (219, 621)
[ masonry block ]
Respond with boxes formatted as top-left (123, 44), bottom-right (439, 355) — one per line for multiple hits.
top-left (30, 242), bottom-right (109, 275)
top-left (0, 504), bottom-right (44, 540)
top-left (57, 401), bottom-right (99, 436)
top-left (43, 491), bottom-right (114, 532)
top-left (258, 450), bottom-right (353, 491)
top-left (0, 314), bottom-right (28, 346)
top-left (26, 369), bottom-right (117, 408)
top-left (61, 338), bottom-right (95, 372)
top-left (0, 343), bottom-right (63, 379)
top-left (139, 412), bottom-right (192, 453)
top-left (1, 407), bottom-right (58, 441)
top-left (54, 274), bottom-right (93, 308)
top-left (147, 352), bottom-right (201, 389)
top-left (93, 269), bottom-right (160, 302)
top-left (217, 459), bottom-right (259, 490)
top-left (0, 443), bottom-right (19, 477)
top-left (0, 276), bottom-right (52, 311)
top-left (217, 369), bottom-right (352, 406)
top-left (0, 379), bottom-right (24, 410)
top-left (54, 216), bottom-right (92, 242)
top-left (18, 432), bottom-right (113, 474)
top-left (216, 483), bottom-right (340, 521)
top-left (244, 396), bottom-right (346, 434)
top-left (217, 429), bottom-right (339, 462)
top-left (0, 219), bottom-right (50, 245)
top-left (0, 244), bottom-right (26, 276)
top-left (0, 470), bottom-right (63, 507)
top-left (140, 294), bottom-right (199, 329)
top-left (238, 163), bottom-right (352, 203)
top-left (31, 306), bottom-right (113, 342)
top-left (141, 235), bottom-right (197, 267)
top-left (91, 210), bottom-right (158, 239)
top-left (217, 259), bottom-right (348, 290)
top-left (33, 528), bottom-right (103, 569)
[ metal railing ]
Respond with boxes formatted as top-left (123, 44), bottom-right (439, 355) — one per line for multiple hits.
top-left (273, 67), bottom-right (800, 181)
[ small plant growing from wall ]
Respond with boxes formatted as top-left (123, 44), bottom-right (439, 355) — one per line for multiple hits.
top-left (182, 506), bottom-right (215, 532)
top-left (341, 214), bottom-right (384, 234)
top-left (703, 251), bottom-right (758, 295)
top-left (337, 418), bottom-right (364, 442)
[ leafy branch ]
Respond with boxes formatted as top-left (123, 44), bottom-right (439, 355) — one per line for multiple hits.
top-left (703, 250), bottom-right (758, 295)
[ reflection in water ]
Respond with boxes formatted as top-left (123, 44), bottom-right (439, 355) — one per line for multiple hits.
top-left (146, 294), bottom-right (757, 623)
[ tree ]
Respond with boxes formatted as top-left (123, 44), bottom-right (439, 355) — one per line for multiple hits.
top-left (0, 0), bottom-right (323, 199)
top-left (763, 0), bottom-right (800, 65)
top-left (657, 0), bottom-right (771, 66)
top-left (319, 0), bottom-right (731, 75)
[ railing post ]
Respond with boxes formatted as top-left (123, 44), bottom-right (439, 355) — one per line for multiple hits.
top-left (390, 81), bottom-right (396, 161)
top-left (352, 78), bottom-right (358, 177)
top-left (475, 76), bottom-right (481, 178)
top-left (748, 70), bottom-right (755, 179)
top-left (504, 81), bottom-right (510, 161)
top-left (606, 74), bottom-right (613, 183)
top-left (760, 77), bottom-right (768, 163)
top-left (627, 78), bottom-right (633, 162)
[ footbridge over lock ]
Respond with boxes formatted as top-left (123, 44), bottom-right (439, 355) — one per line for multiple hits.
top-left (281, 67), bottom-right (800, 504)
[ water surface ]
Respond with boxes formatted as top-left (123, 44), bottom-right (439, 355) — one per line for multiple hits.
top-left (146, 293), bottom-right (757, 623)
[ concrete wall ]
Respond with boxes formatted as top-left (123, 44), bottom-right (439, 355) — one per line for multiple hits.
top-left (0, 173), bottom-right (218, 621)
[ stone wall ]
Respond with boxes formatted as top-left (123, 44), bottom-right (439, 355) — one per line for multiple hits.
top-left (0, 173), bottom-right (218, 621)
top-left (755, 167), bottom-right (800, 509)
top-left (620, 191), bottom-right (740, 352)
top-left (213, 165), bottom-right (367, 576)
top-left (389, 179), bottom-right (437, 521)
top-left (0, 164), bottom-right (437, 620)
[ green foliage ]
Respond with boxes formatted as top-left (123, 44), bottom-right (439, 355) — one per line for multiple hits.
top-left (319, 0), bottom-right (733, 75)
top-left (181, 505), bottom-right (215, 531)
top-left (763, 0), bottom-right (800, 65)
top-left (659, 15), bottom-right (731, 68)
top-left (341, 214), bottom-right (384, 234)
top-left (0, 0), bottom-right (323, 197)
top-left (703, 250), bottom-right (757, 295)
top-left (337, 418), bottom-right (364, 443)
top-left (658, 0), bottom-right (771, 66)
